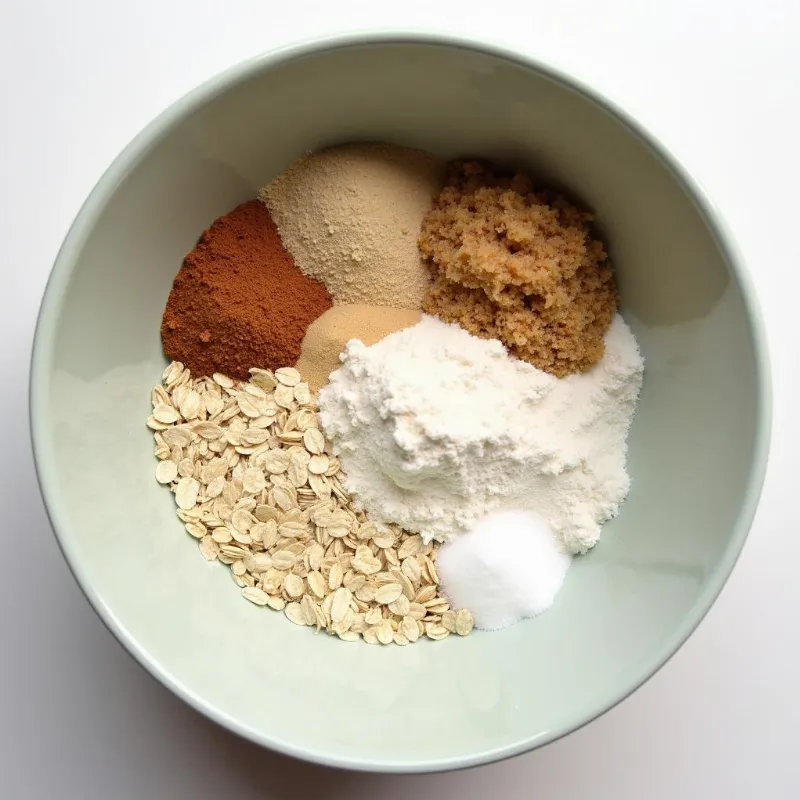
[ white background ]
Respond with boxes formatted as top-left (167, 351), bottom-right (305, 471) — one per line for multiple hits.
top-left (2, 1), bottom-right (798, 797)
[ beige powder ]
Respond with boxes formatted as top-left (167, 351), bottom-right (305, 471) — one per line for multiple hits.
top-left (297, 305), bottom-right (422, 391)
top-left (259, 143), bottom-right (444, 309)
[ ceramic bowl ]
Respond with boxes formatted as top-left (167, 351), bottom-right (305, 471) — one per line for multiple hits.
top-left (30, 34), bottom-right (771, 772)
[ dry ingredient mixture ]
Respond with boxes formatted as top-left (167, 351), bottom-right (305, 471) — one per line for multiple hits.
top-left (260, 143), bottom-right (443, 309)
top-left (147, 361), bottom-right (474, 644)
top-left (162, 201), bottom-right (331, 380)
top-left (420, 160), bottom-right (618, 377)
top-left (152, 142), bottom-right (644, 641)
top-left (319, 314), bottom-right (643, 553)
top-left (296, 305), bottom-right (422, 391)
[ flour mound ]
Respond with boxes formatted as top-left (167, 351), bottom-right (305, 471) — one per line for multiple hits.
top-left (318, 314), bottom-right (643, 553)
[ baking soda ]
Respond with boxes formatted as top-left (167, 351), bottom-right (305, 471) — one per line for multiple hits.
top-left (437, 510), bottom-right (572, 630)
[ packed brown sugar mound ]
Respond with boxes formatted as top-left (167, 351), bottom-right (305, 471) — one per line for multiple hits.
top-left (419, 161), bottom-right (618, 377)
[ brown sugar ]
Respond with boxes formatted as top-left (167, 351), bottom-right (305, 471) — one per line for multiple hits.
top-left (161, 200), bottom-right (332, 380)
top-left (419, 160), bottom-right (618, 377)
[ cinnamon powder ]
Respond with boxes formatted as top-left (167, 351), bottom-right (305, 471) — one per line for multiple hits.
top-left (161, 200), bottom-right (332, 379)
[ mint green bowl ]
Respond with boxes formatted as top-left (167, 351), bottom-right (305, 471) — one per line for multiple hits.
top-left (30, 34), bottom-right (770, 772)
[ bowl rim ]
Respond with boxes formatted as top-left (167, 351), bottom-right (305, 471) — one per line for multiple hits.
top-left (29, 30), bottom-right (772, 774)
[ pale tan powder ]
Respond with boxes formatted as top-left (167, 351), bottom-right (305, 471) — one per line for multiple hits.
top-left (296, 305), bottom-right (422, 391)
top-left (259, 143), bottom-right (444, 309)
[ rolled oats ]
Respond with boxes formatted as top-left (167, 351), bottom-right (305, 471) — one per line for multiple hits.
top-left (275, 367), bottom-right (302, 387)
top-left (155, 460), bottom-right (178, 484)
top-left (455, 608), bottom-right (475, 636)
top-left (149, 362), bottom-right (472, 645)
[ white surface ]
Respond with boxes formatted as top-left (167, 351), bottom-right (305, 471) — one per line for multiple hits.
top-left (2, 0), bottom-right (797, 796)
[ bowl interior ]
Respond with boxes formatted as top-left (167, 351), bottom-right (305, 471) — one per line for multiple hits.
top-left (32, 40), bottom-right (767, 770)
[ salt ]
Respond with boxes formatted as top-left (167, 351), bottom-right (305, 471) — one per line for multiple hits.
top-left (437, 510), bottom-right (572, 630)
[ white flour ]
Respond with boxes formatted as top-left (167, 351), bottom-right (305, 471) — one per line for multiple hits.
top-left (318, 314), bottom-right (643, 553)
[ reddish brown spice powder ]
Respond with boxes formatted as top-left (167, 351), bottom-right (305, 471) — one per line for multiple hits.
top-left (161, 200), bottom-right (332, 379)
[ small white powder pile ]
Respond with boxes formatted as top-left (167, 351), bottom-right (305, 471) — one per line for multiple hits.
top-left (318, 314), bottom-right (643, 554)
top-left (436, 511), bottom-right (572, 630)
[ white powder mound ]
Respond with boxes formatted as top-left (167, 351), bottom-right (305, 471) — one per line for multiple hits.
top-left (318, 314), bottom-right (644, 553)
top-left (436, 511), bottom-right (572, 630)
